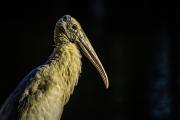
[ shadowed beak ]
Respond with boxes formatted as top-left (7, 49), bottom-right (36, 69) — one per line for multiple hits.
top-left (77, 30), bottom-right (109, 89)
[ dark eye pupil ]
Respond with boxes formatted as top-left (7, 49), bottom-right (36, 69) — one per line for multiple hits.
top-left (72, 25), bottom-right (77, 30)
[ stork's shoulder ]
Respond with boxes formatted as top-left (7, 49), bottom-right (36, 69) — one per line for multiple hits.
top-left (17, 65), bottom-right (48, 90)
top-left (17, 65), bottom-right (50, 100)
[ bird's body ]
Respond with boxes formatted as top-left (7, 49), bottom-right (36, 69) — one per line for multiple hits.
top-left (0, 15), bottom-right (109, 120)
top-left (0, 42), bottom-right (81, 120)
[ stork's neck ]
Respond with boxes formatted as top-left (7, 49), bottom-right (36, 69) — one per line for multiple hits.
top-left (46, 42), bottom-right (82, 104)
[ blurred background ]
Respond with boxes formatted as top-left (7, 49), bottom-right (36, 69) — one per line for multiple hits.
top-left (0, 0), bottom-right (179, 120)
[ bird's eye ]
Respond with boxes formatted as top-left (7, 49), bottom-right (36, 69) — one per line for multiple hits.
top-left (72, 24), bottom-right (78, 30)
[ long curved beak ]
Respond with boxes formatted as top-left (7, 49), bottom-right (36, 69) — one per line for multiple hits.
top-left (77, 30), bottom-right (109, 89)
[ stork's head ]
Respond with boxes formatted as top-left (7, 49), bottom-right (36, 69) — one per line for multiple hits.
top-left (54, 15), bottom-right (109, 89)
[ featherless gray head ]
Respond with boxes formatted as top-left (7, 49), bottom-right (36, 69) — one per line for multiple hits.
top-left (54, 15), bottom-right (83, 45)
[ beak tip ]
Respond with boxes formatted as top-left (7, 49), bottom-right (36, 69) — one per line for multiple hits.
top-left (105, 80), bottom-right (109, 89)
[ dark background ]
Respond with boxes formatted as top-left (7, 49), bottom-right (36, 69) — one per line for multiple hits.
top-left (0, 0), bottom-right (179, 120)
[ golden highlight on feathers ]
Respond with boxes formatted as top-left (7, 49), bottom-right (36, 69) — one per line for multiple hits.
top-left (13, 42), bottom-right (82, 120)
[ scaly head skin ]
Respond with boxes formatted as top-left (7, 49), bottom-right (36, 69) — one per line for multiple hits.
top-left (54, 15), bottom-right (109, 89)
